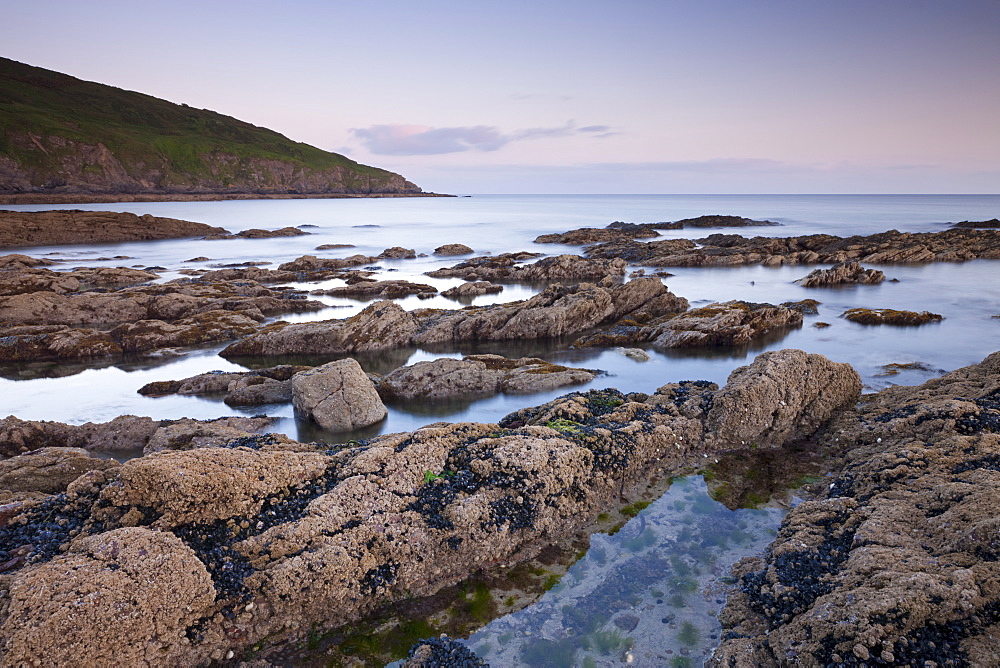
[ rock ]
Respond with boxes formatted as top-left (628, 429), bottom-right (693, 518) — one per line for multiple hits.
top-left (377, 355), bottom-right (597, 400)
top-left (712, 351), bottom-right (1000, 667)
top-left (108, 448), bottom-right (330, 527)
top-left (315, 243), bottom-right (355, 250)
top-left (224, 279), bottom-right (688, 357)
top-left (0, 254), bottom-right (58, 270)
top-left (0, 324), bottom-right (122, 362)
top-left (142, 416), bottom-right (276, 454)
top-left (617, 347), bottom-right (650, 361)
top-left (706, 349), bottom-right (862, 448)
top-left (652, 301), bottom-right (803, 348)
top-left (440, 281), bottom-right (504, 299)
top-left (110, 310), bottom-right (262, 353)
top-left (842, 308), bottom-right (943, 326)
top-left (951, 217), bottom-right (1000, 229)
top-left (426, 253), bottom-right (625, 282)
top-left (433, 244), bottom-right (474, 256)
top-left (403, 637), bottom-right (487, 667)
top-left (379, 246), bottom-right (416, 259)
top-left (0, 210), bottom-right (228, 248)
top-left (0, 527), bottom-right (216, 667)
top-left (0, 447), bottom-right (119, 493)
top-left (277, 254), bottom-right (378, 272)
top-left (223, 300), bottom-right (421, 357)
top-left (780, 299), bottom-right (821, 314)
top-left (0, 414), bottom-right (274, 458)
top-left (585, 228), bottom-right (1000, 267)
top-left (534, 227), bottom-right (659, 244)
top-left (235, 227), bottom-right (309, 238)
top-left (793, 261), bottom-right (885, 287)
top-left (311, 280), bottom-right (438, 299)
top-left (291, 358), bottom-right (387, 431)
top-left (0, 350), bottom-right (864, 665)
top-left (672, 214), bottom-right (780, 228)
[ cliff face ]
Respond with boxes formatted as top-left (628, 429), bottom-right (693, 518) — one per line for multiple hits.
top-left (0, 58), bottom-right (421, 196)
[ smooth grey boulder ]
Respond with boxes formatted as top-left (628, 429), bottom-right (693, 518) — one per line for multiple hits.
top-left (291, 358), bottom-right (387, 431)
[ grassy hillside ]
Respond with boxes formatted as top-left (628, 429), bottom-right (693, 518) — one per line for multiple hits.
top-left (0, 57), bottom-right (420, 195)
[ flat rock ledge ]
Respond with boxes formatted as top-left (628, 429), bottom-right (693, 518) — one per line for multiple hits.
top-left (842, 307), bottom-right (943, 326)
top-left (377, 354), bottom-right (599, 400)
top-left (0, 210), bottom-right (229, 248)
top-left (0, 349), bottom-right (859, 665)
top-left (711, 350), bottom-right (1000, 668)
top-left (425, 253), bottom-right (625, 282)
top-left (221, 277), bottom-right (690, 357)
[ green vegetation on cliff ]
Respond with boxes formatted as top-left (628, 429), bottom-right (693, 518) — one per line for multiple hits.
top-left (0, 57), bottom-right (420, 195)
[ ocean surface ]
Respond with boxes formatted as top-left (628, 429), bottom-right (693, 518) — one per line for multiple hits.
top-left (2, 194), bottom-right (998, 664)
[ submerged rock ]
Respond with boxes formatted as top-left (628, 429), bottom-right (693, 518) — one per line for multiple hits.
top-left (311, 280), bottom-right (438, 299)
top-left (793, 260), bottom-right (886, 287)
top-left (291, 358), bottom-right (387, 431)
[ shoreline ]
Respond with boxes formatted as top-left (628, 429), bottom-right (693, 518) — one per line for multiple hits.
top-left (0, 192), bottom-right (455, 206)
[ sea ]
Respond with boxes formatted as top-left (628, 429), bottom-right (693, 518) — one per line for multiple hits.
top-left (2, 193), bottom-right (998, 665)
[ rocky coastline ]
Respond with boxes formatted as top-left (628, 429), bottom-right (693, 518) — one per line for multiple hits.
top-left (0, 211), bottom-right (996, 665)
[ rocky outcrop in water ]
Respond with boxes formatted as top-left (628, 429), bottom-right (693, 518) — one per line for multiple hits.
top-left (842, 307), bottom-right (943, 326)
top-left (433, 244), bottom-right (475, 256)
top-left (291, 358), bottom-right (387, 431)
top-left (138, 365), bottom-right (311, 407)
top-left (311, 279), bottom-right (438, 299)
top-left (712, 350), bottom-right (1000, 668)
top-left (377, 355), bottom-right (598, 400)
top-left (0, 349), bottom-right (860, 665)
top-left (571, 300), bottom-right (803, 350)
top-left (793, 261), bottom-right (886, 287)
top-left (585, 228), bottom-right (1000, 267)
top-left (0, 210), bottom-right (228, 248)
top-left (440, 281), bottom-right (504, 300)
top-left (534, 216), bottom-right (780, 246)
top-left (222, 278), bottom-right (688, 357)
top-left (426, 253), bottom-right (624, 282)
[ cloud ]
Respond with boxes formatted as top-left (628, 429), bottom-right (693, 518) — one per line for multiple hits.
top-left (351, 120), bottom-right (615, 155)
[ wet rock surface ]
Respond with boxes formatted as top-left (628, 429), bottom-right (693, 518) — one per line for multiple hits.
top-left (0, 210), bottom-right (228, 248)
top-left (0, 349), bottom-right (860, 665)
top-left (712, 350), bottom-right (1000, 668)
top-left (377, 354), bottom-right (598, 401)
top-left (652, 301), bottom-right (803, 349)
top-left (585, 228), bottom-right (1000, 267)
top-left (794, 260), bottom-right (886, 287)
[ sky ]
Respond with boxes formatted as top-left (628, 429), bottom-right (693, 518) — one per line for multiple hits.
top-left (2, 0), bottom-right (999, 194)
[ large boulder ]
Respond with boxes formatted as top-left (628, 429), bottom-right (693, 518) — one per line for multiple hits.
top-left (706, 349), bottom-right (862, 448)
top-left (291, 358), bottom-right (387, 431)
